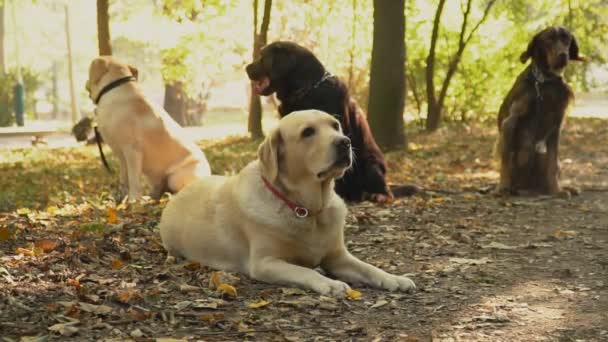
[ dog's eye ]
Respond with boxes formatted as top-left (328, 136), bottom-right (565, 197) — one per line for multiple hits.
top-left (301, 127), bottom-right (315, 138)
top-left (331, 122), bottom-right (340, 131)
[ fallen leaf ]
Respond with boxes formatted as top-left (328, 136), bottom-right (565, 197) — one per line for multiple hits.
top-left (554, 230), bottom-right (577, 240)
top-left (35, 239), bottom-right (58, 253)
top-left (247, 299), bottom-right (271, 309)
top-left (16, 247), bottom-right (34, 256)
top-left (200, 312), bottom-right (224, 323)
top-left (346, 289), bottom-right (362, 300)
top-left (130, 328), bottom-right (144, 338)
top-left (481, 242), bottom-right (518, 250)
top-left (77, 302), bottom-right (112, 315)
top-left (48, 322), bottom-right (79, 336)
top-left (472, 313), bottom-right (510, 323)
top-left (281, 288), bottom-right (307, 296)
top-left (0, 227), bottom-right (12, 241)
top-left (111, 258), bottom-right (125, 270)
top-left (209, 271), bottom-right (221, 288)
top-left (192, 300), bottom-right (219, 309)
top-left (449, 257), bottom-right (490, 265)
top-left (106, 208), bottom-right (118, 224)
top-left (184, 262), bottom-right (201, 271)
top-left (66, 278), bottom-right (80, 289)
top-left (217, 283), bottom-right (237, 298)
top-left (117, 289), bottom-right (142, 303)
top-left (370, 300), bottom-right (389, 309)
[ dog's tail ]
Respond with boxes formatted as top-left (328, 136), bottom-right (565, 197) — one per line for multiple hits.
top-left (94, 126), bottom-right (113, 173)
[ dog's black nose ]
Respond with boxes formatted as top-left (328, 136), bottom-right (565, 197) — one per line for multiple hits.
top-left (335, 137), bottom-right (351, 153)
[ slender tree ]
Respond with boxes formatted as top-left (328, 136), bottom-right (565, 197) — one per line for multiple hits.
top-left (247, 0), bottom-right (272, 139)
top-left (0, 2), bottom-right (5, 74)
top-left (65, 3), bottom-right (80, 123)
top-left (425, 0), bottom-right (496, 131)
top-left (367, 0), bottom-right (406, 149)
top-left (96, 0), bottom-right (112, 55)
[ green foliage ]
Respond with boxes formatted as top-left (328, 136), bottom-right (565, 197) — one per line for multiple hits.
top-left (0, 68), bottom-right (42, 127)
top-left (159, 0), bottom-right (229, 23)
top-left (405, 0), bottom-right (607, 123)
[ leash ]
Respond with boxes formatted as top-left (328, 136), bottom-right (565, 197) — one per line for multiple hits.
top-left (261, 176), bottom-right (312, 218)
top-left (94, 124), bottom-right (112, 173)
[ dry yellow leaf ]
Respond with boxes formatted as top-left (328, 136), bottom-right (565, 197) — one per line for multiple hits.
top-left (210, 271), bottom-right (221, 288)
top-left (346, 289), bottom-right (362, 300)
top-left (217, 283), bottom-right (237, 298)
top-left (106, 208), bottom-right (118, 224)
top-left (16, 247), bottom-right (34, 256)
top-left (247, 299), bottom-right (271, 309)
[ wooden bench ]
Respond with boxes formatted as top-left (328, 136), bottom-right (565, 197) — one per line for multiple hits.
top-left (0, 127), bottom-right (58, 146)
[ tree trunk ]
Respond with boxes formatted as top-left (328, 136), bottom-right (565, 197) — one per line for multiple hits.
top-left (425, 0), bottom-right (495, 132)
top-left (65, 3), bottom-right (80, 124)
top-left (0, 3), bottom-right (5, 74)
top-left (367, 0), bottom-right (406, 150)
top-left (52, 61), bottom-right (59, 119)
top-left (424, 0), bottom-right (446, 132)
top-left (96, 0), bottom-right (112, 55)
top-left (247, 0), bottom-right (272, 139)
top-left (347, 0), bottom-right (357, 89)
top-left (164, 82), bottom-right (187, 126)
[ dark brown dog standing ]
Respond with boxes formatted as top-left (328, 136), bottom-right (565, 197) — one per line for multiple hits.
top-left (497, 26), bottom-right (584, 196)
top-left (246, 41), bottom-right (415, 202)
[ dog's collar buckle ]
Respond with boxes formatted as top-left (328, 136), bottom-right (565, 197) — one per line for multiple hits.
top-left (261, 176), bottom-right (312, 219)
top-left (294, 206), bottom-right (309, 218)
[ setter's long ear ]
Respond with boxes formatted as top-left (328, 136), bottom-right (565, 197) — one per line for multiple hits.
top-left (88, 58), bottom-right (110, 85)
top-left (519, 34), bottom-right (540, 64)
top-left (257, 128), bottom-right (282, 181)
top-left (569, 35), bottom-right (585, 62)
top-left (128, 65), bottom-right (139, 80)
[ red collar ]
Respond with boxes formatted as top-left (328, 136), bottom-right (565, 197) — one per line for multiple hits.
top-left (261, 176), bottom-right (310, 218)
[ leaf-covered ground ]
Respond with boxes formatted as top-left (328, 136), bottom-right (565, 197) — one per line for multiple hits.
top-left (1, 118), bottom-right (607, 341)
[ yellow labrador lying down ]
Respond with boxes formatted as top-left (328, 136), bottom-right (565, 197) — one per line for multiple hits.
top-left (159, 110), bottom-right (415, 296)
top-left (86, 56), bottom-right (211, 200)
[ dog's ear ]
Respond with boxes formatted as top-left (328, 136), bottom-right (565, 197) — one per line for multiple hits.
top-left (128, 65), bottom-right (139, 80)
top-left (257, 128), bottom-right (282, 181)
top-left (569, 35), bottom-right (585, 62)
top-left (520, 34), bottom-right (540, 64)
top-left (266, 46), bottom-right (296, 81)
top-left (89, 58), bottom-right (109, 85)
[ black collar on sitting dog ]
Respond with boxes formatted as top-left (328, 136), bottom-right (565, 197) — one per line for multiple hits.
top-left (528, 63), bottom-right (562, 99)
top-left (285, 71), bottom-right (335, 103)
top-left (94, 76), bottom-right (137, 104)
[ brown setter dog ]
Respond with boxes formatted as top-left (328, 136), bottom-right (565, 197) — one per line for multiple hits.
top-left (497, 26), bottom-right (584, 196)
top-left (246, 41), bottom-right (418, 203)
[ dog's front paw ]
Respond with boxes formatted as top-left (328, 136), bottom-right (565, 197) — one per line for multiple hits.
top-left (313, 279), bottom-right (351, 297)
top-left (376, 275), bottom-right (416, 292)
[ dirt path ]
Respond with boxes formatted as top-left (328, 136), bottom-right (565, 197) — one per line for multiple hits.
top-left (1, 118), bottom-right (606, 341)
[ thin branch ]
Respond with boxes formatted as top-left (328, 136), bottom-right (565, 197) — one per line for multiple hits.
top-left (464, 0), bottom-right (497, 46)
